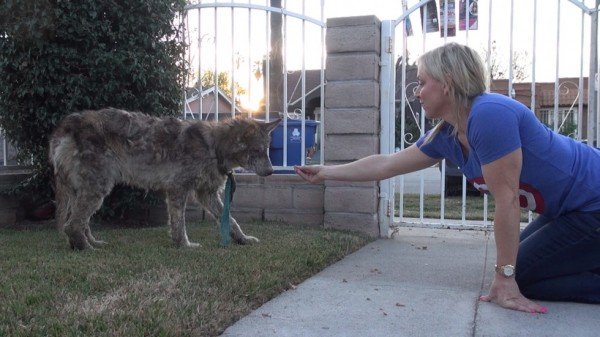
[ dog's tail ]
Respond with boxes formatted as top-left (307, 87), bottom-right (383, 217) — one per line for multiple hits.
top-left (53, 175), bottom-right (73, 231)
top-left (49, 135), bottom-right (77, 231)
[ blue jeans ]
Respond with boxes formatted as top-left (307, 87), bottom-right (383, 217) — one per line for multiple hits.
top-left (516, 212), bottom-right (600, 303)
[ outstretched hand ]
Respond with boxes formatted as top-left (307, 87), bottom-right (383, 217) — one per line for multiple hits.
top-left (294, 165), bottom-right (326, 184)
top-left (480, 277), bottom-right (547, 314)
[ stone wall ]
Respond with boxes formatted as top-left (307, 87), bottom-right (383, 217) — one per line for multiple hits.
top-left (0, 167), bottom-right (30, 225)
top-left (231, 174), bottom-right (324, 227)
top-left (323, 16), bottom-right (381, 237)
top-left (230, 16), bottom-right (382, 237)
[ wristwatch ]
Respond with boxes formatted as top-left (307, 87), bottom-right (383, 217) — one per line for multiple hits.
top-left (495, 264), bottom-right (515, 278)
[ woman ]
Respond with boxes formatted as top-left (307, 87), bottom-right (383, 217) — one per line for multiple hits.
top-left (295, 43), bottom-right (600, 313)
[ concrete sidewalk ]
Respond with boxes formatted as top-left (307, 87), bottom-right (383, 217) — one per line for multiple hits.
top-left (222, 227), bottom-right (600, 337)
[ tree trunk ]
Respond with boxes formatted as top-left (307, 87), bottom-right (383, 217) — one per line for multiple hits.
top-left (269, 0), bottom-right (284, 117)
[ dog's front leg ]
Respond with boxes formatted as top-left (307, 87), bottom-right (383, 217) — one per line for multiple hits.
top-left (165, 191), bottom-right (199, 248)
top-left (204, 195), bottom-right (259, 245)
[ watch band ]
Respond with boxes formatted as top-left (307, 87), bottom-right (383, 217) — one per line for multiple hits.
top-left (494, 264), bottom-right (515, 278)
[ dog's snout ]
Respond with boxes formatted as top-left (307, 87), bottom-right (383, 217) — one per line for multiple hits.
top-left (260, 167), bottom-right (274, 176)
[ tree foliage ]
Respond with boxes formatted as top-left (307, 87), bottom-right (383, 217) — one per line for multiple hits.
top-left (486, 40), bottom-right (530, 82)
top-left (197, 70), bottom-right (246, 98)
top-left (0, 0), bottom-right (187, 211)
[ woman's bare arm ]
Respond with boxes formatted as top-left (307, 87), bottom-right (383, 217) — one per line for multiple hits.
top-left (479, 148), bottom-right (546, 314)
top-left (295, 144), bottom-right (438, 184)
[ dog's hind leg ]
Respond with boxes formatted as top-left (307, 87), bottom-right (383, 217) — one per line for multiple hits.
top-left (54, 174), bottom-right (106, 247)
top-left (204, 194), bottom-right (259, 245)
top-left (166, 191), bottom-right (199, 248)
top-left (64, 190), bottom-right (107, 250)
top-left (53, 173), bottom-right (97, 249)
top-left (85, 225), bottom-right (107, 247)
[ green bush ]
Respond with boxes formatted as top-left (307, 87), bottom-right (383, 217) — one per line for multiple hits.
top-left (0, 0), bottom-right (188, 219)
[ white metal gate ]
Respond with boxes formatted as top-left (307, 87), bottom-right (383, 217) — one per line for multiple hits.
top-left (182, 0), bottom-right (326, 170)
top-left (379, 0), bottom-right (600, 236)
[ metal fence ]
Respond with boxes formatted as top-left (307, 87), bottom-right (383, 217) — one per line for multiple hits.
top-left (2, 1), bottom-right (326, 171)
top-left (1, 128), bottom-right (6, 166)
top-left (379, 0), bottom-right (600, 233)
top-left (1, 128), bottom-right (18, 167)
top-left (182, 0), bottom-right (326, 170)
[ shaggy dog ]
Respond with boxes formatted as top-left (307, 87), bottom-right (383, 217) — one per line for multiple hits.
top-left (49, 108), bottom-right (280, 250)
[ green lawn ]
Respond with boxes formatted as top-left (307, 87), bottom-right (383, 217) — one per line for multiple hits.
top-left (397, 193), bottom-right (533, 222)
top-left (0, 221), bottom-right (371, 337)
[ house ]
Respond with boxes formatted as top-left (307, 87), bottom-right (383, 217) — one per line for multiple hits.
top-left (394, 56), bottom-right (589, 137)
top-left (250, 69), bottom-right (324, 121)
top-left (285, 69), bottom-right (324, 120)
top-left (395, 56), bottom-right (589, 139)
top-left (490, 78), bottom-right (589, 137)
top-left (183, 86), bottom-right (245, 120)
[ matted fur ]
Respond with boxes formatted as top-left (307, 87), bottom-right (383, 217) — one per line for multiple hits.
top-left (49, 108), bottom-right (280, 250)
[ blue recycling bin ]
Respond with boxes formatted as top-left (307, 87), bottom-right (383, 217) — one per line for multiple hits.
top-left (269, 119), bottom-right (319, 166)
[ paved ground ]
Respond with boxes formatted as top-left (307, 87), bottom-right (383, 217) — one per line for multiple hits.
top-left (222, 227), bottom-right (600, 337)
top-left (397, 167), bottom-right (442, 195)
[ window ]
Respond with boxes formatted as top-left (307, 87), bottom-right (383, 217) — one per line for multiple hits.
top-left (538, 107), bottom-right (578, 136)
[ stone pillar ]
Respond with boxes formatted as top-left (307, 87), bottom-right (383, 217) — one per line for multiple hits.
top-left (324, 16), bottom-right (381, 237)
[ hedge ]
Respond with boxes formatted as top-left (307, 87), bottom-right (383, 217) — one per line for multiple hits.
top-left (0, 0), bottom-right (188, 219)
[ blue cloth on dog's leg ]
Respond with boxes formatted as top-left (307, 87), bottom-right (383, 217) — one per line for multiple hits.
top-left (220, 175), bottom-right (232, 247)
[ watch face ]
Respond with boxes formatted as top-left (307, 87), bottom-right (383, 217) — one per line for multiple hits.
top-left (502, 265), bottom-right (515, 277)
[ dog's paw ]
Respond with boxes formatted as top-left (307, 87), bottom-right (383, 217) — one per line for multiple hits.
top-left (89, 239), bottom-right (108, 247)
top-left (69, 238), bottom-right (95, 251)
top-left (68, 232), bottom-right (94, 251)
top-left (234, 235), bottom-right (259, 245)
top-left (175, 240), bottom-right (201, 248)
top-left (186, 241), bottom-right (201, 248)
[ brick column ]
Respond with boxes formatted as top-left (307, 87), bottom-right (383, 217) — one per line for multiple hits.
top-left (324, 16), bottom-right (381, 237)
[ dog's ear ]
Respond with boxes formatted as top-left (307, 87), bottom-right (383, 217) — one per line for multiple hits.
top-left (263, 118), bottom-right (281, 133)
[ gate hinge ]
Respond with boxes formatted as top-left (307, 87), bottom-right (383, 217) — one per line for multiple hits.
top-left (387, 37), bottom-right (393, 53)
top-left (386, 200), bottom-right (392, 217)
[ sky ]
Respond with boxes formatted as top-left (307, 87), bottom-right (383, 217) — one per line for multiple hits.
top-left (324, 0), bottom-right (596, 82)
top-left (325, 0), bottom-right (404, 20)
top-left (185, 0), bottom-right (597, 107)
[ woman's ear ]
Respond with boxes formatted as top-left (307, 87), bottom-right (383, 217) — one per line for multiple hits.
top-left (443, 83), bottom-right (450, 96)
top-left (442, 76), bottom-right (452, 96)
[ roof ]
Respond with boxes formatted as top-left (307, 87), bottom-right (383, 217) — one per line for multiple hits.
top-left (490, 78), bottom-right (589, 109)
top-left (185, 86), bottom-right (235, 106)
top-left (183, 85), bottom-right (245, 119)
top-left (285, 69), bottom-right (324, 109)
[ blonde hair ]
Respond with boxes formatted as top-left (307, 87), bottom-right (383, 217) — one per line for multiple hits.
top-left (417, 43), bottom-right (488, 144)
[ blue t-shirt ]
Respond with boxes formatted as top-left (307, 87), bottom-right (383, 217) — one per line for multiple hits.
top-left (416, 92), bottom-right (600, 218)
